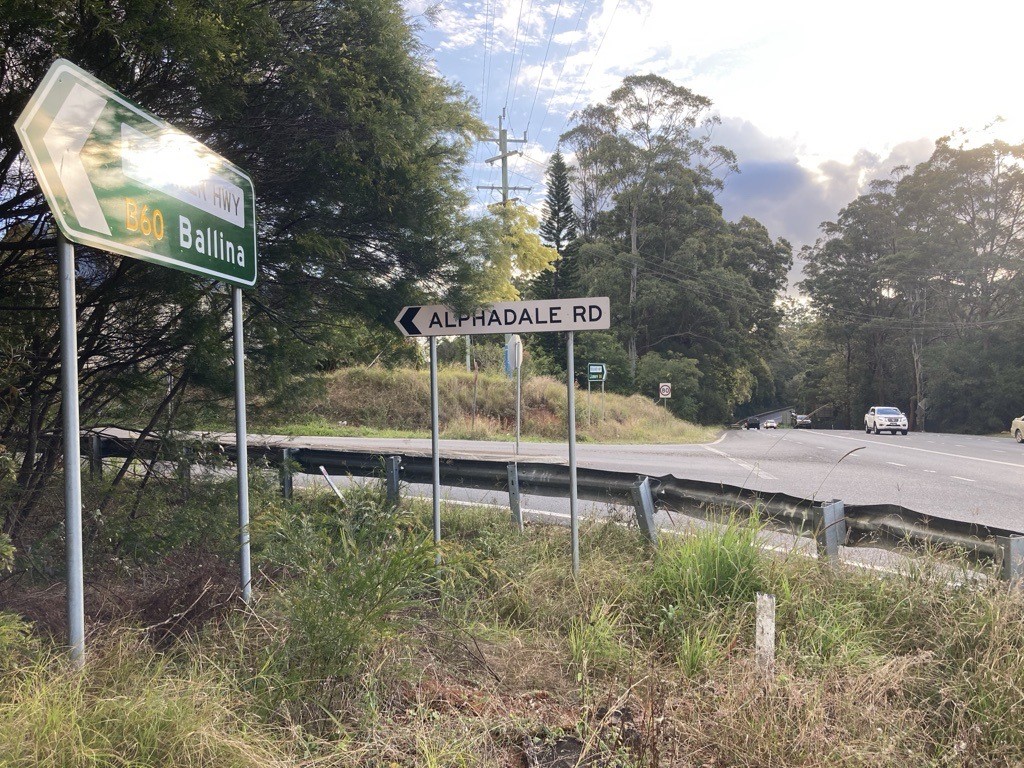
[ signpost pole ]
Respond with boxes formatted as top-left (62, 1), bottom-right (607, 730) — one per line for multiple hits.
top-left (232, 288), bottom-right (251, 604)
top-left (515, 346), bottom-right (522, 455)
top-left (58, 231), bottom-right (85, 668)
top-left (430, 337), bottom-right (441, 562)
top-left (567, 331), bottom-right (579, 574)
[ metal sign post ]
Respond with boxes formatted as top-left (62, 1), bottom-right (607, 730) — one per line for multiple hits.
top-left (659, 382), bottom-right (672, 410)
top-left (430, 337), bottom-right (441, 563)
top-left (396, 297), bottom-right (609, 572)
top-left (587, 363), bottom-right (606, 428)
top-left (58, 232), bottom-right (85, 668)
top-left (232, 288), bottom-right (251, 603)
top-left (567, 331), bottom-right (579, 574)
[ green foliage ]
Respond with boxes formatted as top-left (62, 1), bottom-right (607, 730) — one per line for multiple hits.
top-left (467, 204), bottom-right (559, 301)
top-left (1, 0), bottom-right (485, 536)
top-left (798, 139), bottom-right (1024, 432)
top-left (643, 516), bottom-right (767, 622)
top-left (635, 351), bottom-right (701, 420)
top-left (561, 75), bottom-right (790, 420)
top-left (251, 485), bottom-right (433, 707)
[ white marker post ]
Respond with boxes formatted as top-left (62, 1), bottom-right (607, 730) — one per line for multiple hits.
top-left (395, 297), bottom-right (610, 570)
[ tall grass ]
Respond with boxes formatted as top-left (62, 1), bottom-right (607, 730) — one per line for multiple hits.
top-left (257, 366), bottom-right (717, 444)
top-left (5, 481), bottom-right (1024, 766)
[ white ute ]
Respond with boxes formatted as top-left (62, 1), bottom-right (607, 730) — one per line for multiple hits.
top-left (864, 406), bottom-right (908, 435)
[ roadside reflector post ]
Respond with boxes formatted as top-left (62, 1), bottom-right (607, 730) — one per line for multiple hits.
top-left (755, 592), bottom-right (776, 675)
top-left (233, 288), bottom-right (252, 604)
top-left (507, 462), bottom-right (523, 532)
top-left (814, 499), bottom-right (846, 562)
top-left (430, 337), bottom-right (441, 563)
top-left (385, 455), bottom-right (401, 508)
top-left (280, 448), bottom-right (293, 500)
top-left (88, 433), bottom-right (103, 480)
top-left (177, 446), bottom-right (192, 487)
top-left (999, 535), bottom-right (1024, 583)
top-left (630, 476), bottom-right (658, 545)
top-left (567, 331), bottom-right (579, 574)
top-left (58, 231), bottom-right (85, 669)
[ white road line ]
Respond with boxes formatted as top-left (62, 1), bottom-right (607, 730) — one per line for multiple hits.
top-left (887, 462), bottom-right (906, 467)
top-left (951, 476), bottom-right (976, 483)
top-left (702, 445), bottom-right (778, 481)
top-left (802, 432), bottom-right (1024, 470)
top-left (923, 469), bottom-right (937, 473)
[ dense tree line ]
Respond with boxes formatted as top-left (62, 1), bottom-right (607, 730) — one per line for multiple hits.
top-left (529, 75), bottom-right (792, 423)
top-left (0, 0), bottom-right (506, 536)
top-left (788, 138), bottom-right (1024, 433)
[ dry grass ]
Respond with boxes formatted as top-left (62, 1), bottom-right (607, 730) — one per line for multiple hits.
top-left (258, 366), bottom-right (717, 444)
top-left (4, 486), bottom-right (1024, 766)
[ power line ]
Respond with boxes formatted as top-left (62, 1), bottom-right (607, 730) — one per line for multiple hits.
top-left (532, 0), bottom-right (590, 144)
top-left (508, 0), bottom-right (537, 119)
top-left (503, 0), bottom-right (527, 112)
top-left (554, 0), bottom-right (622, 141)
top-left (525, 0), bottom-right (563, 136)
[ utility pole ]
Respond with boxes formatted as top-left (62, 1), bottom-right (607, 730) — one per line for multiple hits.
top-left (471, 109), bottom-right (531, 370)
top-left (477, 109), bottom-right (531, 205)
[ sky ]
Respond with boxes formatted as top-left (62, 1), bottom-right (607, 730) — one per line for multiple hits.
top-left (403, 0), bottom-right (1024, 287)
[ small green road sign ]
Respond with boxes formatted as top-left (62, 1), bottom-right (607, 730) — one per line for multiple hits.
top-left (15, 59), bottom-right (257, 287)
top-left (588, 363), bottom-right (606, 382)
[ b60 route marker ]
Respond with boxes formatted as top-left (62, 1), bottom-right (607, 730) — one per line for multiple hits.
top-left (16, 59), bottom-right (257, 287)
top-left (395, 297), bottom-right (610, 337)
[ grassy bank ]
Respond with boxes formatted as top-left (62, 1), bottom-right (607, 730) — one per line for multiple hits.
top-left (256, 366), bottom-right (717, 444)
top-left (2, 475), bottom-right (1024, 766)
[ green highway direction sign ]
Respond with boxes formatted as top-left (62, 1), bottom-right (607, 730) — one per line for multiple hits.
top-left (587, 363), bottom-right (606, 382)
top-left (16, 59), bottom-right (257, 287)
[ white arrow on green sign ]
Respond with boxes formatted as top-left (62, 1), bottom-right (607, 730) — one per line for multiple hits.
top-left (15, 59), bottom-right (257, 287)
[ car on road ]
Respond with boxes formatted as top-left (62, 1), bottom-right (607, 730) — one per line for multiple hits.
top-left (865, 406), bottom-right (908, 435)
top-left (763, 419), bottom-right (777, 429)
top-left (744, 416), bottom-right (760, 430)
top-left (1013, 415), bottom-right (1024, 443)
top-left (794, 414), bottom-right (812, 428)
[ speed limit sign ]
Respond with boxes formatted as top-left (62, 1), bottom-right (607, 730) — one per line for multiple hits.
top-left (659, 382), bottom-right (672, 399)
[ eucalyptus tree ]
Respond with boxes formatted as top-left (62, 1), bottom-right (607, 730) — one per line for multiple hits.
top-left (561, 74), bottom-right (737, 378)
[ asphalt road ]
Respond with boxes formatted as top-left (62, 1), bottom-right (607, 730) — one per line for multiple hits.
top-left (269, 428), bottom-right (1024, 532)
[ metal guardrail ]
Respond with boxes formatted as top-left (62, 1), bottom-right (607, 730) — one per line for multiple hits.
top-left (83, 430), bottom-right (1024, 579)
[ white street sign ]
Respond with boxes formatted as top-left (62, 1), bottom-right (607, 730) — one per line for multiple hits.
top-left (659, 383), bottom-right (672, 399)
top-left (395, 297), bottom-right (610, 338)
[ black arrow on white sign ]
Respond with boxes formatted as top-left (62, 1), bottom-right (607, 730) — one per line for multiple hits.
top-left (397, 306), bottom-right (420, 336)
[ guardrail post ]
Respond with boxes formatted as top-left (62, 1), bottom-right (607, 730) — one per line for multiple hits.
top-left (507, 462), bottom-right (523, 532)
top-left (998, 535), bottom-right (1024, 583)
top-left (814, 499), bottom-right (846, 561)
top-left (88, 434), bottom-right (103, 479)
top-left (385, 455), bottom-right (401, 508)
top-left (630, 476), bottom-right (659, 545)
top-left (280, 448), bottom-right (293, 500)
